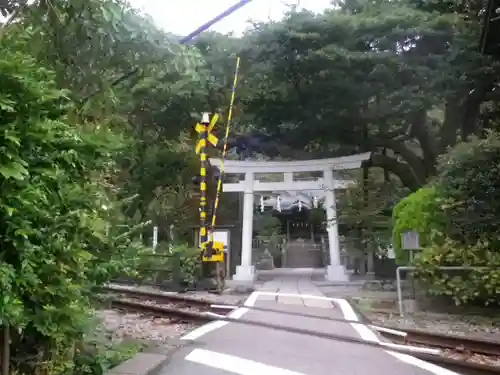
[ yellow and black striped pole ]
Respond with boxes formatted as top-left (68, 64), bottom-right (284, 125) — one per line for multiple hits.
top-left (199, 113), bottom-right (210, 250)
top-left (209, 56), bottom-right (240, 234)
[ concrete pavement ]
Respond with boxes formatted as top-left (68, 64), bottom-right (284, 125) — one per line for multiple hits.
top-left (158, 271), bottom-right (458, 375)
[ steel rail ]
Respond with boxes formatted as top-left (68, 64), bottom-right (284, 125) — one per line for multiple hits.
top-left (380, 327), bottom-right (500, 357)
top-left (102, 285), bottom-right (231, 307)
top-left (103, 285), bottom-right (412, 335)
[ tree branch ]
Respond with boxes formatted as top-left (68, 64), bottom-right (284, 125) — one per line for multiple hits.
top-left (370, 153), bottom-right (421, 191)
top-left (371, 137), bottom-right (427, 185)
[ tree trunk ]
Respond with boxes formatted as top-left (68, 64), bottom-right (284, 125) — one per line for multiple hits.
top-left (461, 87), bottom-right (486, 140)
top-left (1, 326), bottom-right (9, 375)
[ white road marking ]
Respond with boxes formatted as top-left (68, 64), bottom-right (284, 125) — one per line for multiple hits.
top-left (211, 304), bottom-right (238, 309)
top-left (180, 320), bottom-right (227, 340)
top-left (333, 298), bottom-right (460, 375)
top-left (185, 349), bottom-right (308, 375)
top-left (181, 288), bottom-right (456, 375)
top-left (180, 291), bottom-right (258, 340)
top-left (257, 291), bottom-right (333, 301)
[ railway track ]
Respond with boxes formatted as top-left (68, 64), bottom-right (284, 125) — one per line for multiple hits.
top-left (380, 327), bottom-right (500, 356)
top-left (101, 284), bottom-right (235, 322)
top-left (374, 323), bottom-right (500, 375)
top-left (102, 286), bottom-right (500, 375)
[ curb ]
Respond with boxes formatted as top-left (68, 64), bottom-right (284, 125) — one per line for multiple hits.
top-left (105, 352), bottom-right (169, 375)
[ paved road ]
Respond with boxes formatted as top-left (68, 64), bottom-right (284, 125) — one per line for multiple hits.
top-left (159, 276), bottom-right (455, 375)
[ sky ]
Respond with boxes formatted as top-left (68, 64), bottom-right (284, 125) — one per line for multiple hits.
top-left (129, 0), bottom-right (333, 36)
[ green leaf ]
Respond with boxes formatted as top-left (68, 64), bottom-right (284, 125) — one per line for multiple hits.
top-left (4, 133), bottom-right (20, 147)
top-left (0, 161), bottom-right (29, 180)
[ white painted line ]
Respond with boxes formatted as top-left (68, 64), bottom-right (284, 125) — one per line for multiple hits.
top-left (180, 291), bottom-right (259, 341)
top-left (379, 342), bottom-right (441, 355)
top-left (204, 312), bottom-right (226, 319)
top-left (333, 298), bottom-right (460, 375)
top-left (185, 348), bottom-right (308, 375)
top-left (181, 320), bottom-right (227, 341)
top-left (370, 325), bottom-right (408, 337)
top-left (257, 291), bottom-right (333, 301)
top-left (211, 304), bottom-right (238, 309)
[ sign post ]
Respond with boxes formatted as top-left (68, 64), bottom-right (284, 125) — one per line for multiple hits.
top-left (401, 230), bottom-right (420, 261)
top-left (401, 230), bottom-right (420, 300)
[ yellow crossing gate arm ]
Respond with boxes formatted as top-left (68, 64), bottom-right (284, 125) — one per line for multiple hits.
top-left (209, 56), bottom-right (241, 238)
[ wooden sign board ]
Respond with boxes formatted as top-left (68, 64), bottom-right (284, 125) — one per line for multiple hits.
top-left (401, 231), bottom-right (420, 250)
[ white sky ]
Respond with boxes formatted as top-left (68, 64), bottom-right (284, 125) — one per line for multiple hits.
top-left (130, 0), bottom-right (333, 36)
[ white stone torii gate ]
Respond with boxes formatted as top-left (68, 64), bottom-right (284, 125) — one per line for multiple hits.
top-left (209, 152), bottom-right (371, 282)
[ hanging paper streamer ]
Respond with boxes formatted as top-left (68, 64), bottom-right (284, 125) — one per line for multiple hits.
top-left (169, 224), bottom-right (174, 251)
top-left (276, 196), bottom-right (282, 212)
top-left (298, 200), bottom-right (303, 212)
top-left (260, 195), bottom-right (264, 212)
top-left (152, 226), bottom-right (158, 252)
top-left (313, 196), bottom-right (318, 208)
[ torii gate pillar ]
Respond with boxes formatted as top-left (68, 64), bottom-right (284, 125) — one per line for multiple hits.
top-left (234, 172), bottom-right (256, 281)
top-left (323, 168), bottom-right (346, 282)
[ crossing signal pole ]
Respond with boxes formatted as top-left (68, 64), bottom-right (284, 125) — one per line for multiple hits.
top-left (193, 58), bottom-right (239, 293)
top-left (198, 113), bottom-right (210, 250)
top-left (194, 113), bottom-right (225, 292)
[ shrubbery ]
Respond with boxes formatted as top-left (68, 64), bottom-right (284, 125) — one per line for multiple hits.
top-left (0, 46), bottom-right (143, 374)
top-left (72, 317), bottom-right (143, 375)
top-left (133, 242), bottom-right (201, 287)
top-left (393, 131), bottom-right (500, 305)
top-left (392, 186), bottom-right (446, 264)
top-left (436, 131), bottom-right (500, 245)
top-left (413, 238), bottom-right (500, 305)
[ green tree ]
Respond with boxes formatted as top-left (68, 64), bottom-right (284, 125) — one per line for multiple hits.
top-left (236, 1), bottom-right (498, 190)
top-left (436, 130), bottom-right (500, 245)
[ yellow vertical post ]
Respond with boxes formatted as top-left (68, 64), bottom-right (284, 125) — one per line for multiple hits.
top-left (199, 113), bottom-right (210, 251)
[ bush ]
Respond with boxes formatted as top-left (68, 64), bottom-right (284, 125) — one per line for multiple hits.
top-left (409, 131), bottom-right (500, 306)
top-left (134, 242), bottom-right (201, 287)
top-left (73, 317), bottom-right (143, 375)
top-left (414, 237), bottom-right (500, 305)
top-left (74, 341), bottom-right (140, 375)
top-left (392, 186), bottom-right (446, 264)
top-left (436, 131), bottom-right (500, 245)
top-left (0, 46), bottom-right (143, 374)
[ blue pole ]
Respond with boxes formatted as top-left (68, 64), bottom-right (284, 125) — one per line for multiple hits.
top-left (82, 0), bottom-right (254, 102)
top-left (180, 0), bottom-right (254, 44)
